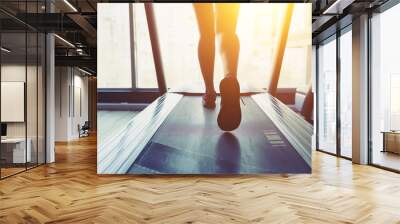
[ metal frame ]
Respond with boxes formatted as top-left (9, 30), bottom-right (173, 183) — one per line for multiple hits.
top-left (315, 44), bottom-right (319, 151)
top-left (367, 10), bottom-right (373, 166)
top-left (144, 3), bottom-right (166, 94)
top-left (336, 23), bottom-right (352, 160)
top-left (128, 3), bottom-right (136, 88)
top-left (336, 26), bottom-right (341, 157)
top-left (98, 88), bottom-right (161, 104)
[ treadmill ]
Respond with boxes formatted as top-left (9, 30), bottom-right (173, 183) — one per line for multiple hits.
top-left (97, 4), bottom-right (312, 174)
top-left (98, 91), bottom-right (312, 174)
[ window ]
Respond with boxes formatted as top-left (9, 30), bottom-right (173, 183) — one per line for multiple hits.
top-left (390, 74), bottom-right (400, 130)
top-left (97, 4), bottom-right (133, 88)
top-left (134, 4), bottom-right (157, 88)
top-left (98, 3), bottom-right (311, 91)
top-left (317, 36), bottom-right (337, 154)
top-left (339, 28), bottom-right (352, 158)
top-left (278, 3), bottom-right (312, 91)
top-left (370, 3), bottom-right (400, 171)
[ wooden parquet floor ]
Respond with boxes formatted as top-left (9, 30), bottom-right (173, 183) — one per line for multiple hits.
top-left (1, 135), bottom-right (400, 224)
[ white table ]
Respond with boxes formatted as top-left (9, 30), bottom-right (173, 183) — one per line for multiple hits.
top-left (1, 138), bottom-right (31, 163)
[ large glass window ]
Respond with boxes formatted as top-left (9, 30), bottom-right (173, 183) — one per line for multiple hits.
top-left (97, 4), bottom-right (133, 88)
top-left (97, 3), bottom-right (157, 89)
top-left (370, 4), bottom-right (400, 171)
top-left (134, 4), bottom-right (157, 88)
top-left (278, 4), bottom-right (312, 91)
top-left (317, 36), bottom-right (337, 154)
top-left (98, 3), bottom-right (311, 91)
top-left (153, 3), bottom-right (311, 90)
top-left (339, 28), bottom-right (352, 158)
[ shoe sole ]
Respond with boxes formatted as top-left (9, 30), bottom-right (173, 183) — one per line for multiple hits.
top-left (217, 77), bottom-right (241, 131)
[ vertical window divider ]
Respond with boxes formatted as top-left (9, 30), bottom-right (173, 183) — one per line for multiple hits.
top-left (36, 0), bottom-right (39, 167)
top-left (367, 10), bottom-right (373, 165)
top-left (68, 68), bottom-right (71, 118)
top-left (336, 27), bottom-right (341, 157)
top-left (25, 0), bottom-right (28, 171)
top-left (315, 44), bottom-right (320, 151)
top-left (44, 0), bottom-right (48, 165)
top-left (129, 3), bottom-right (137, 89)
top-left (72, 68), bottom-right (75, 118)
top-left (0, 23), bottom-right (2, 179)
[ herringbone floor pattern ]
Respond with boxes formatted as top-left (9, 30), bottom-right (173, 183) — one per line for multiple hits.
top-left (1, 135), bottom-right (400, 223)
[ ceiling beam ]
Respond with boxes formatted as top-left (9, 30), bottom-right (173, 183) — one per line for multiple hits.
top-left (67, 13), bottom-right (97, 39)
top-left (55, 55), bottom-right (96, 69)
top-left (323, 0), bottom-right (356, 14)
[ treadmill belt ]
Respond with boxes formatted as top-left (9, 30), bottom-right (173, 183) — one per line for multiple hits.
top-left (128, 96), bottom-right (311, 174)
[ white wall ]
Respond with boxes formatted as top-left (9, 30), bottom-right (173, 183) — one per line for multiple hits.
top-left (1, 65), bottom-right (38, 138)
top-left (1, 63), bottom-right (46, 164)
top-left (55, 66), bottom-right (69, 141)
top-left (71, 73), bottom-right (89, 138)
top-left (55, 67), bottom-right (89, 141)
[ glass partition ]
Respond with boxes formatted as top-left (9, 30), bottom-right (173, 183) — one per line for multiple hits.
top-left (1, 31), bottom-right (28, 177)
top-left (27, 31), bottom-right (38, 169)
top-left (0, 2), bottom-right (46, 179)
top-left (38, 32), bottom-right (45, 165)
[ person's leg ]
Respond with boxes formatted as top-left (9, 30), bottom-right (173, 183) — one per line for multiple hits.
top-left (215, 3), bottom-right (240, 77)
top-left (193, 3), bottom-right (216, 108)
top-left (215, 3), bottom-right (241, 131)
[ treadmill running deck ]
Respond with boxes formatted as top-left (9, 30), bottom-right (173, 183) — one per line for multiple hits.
top-left (128, 96), bottom-right (311, 174)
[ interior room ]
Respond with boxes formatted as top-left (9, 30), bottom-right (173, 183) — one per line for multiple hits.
top-left (0, 0), bottom-right (400, 223)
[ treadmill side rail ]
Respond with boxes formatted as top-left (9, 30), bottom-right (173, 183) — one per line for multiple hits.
top-left (252, 93), bottom-right (312, 167)
top-left (97, 93), bottom-right (183, 174)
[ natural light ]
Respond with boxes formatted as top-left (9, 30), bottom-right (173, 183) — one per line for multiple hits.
top-left (98, 3), bottom-right (311, 91)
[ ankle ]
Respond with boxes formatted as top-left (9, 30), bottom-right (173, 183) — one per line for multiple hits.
top-left (205, 90), bottom-right (216, 95)
top-left (225, 74), bottom-right (237, 80)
